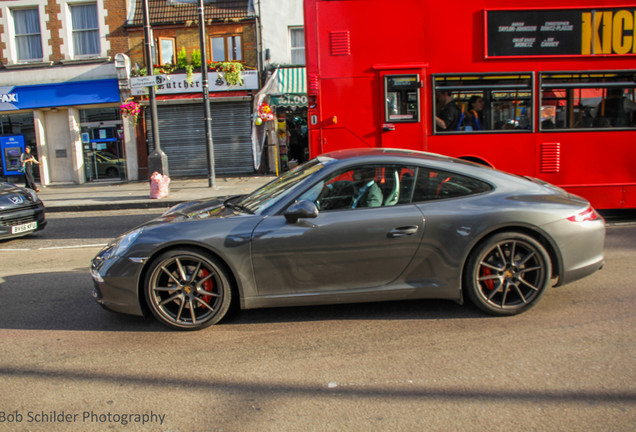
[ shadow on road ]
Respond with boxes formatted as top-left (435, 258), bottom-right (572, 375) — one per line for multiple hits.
top-left (0, 270), bottom-right (481, 332)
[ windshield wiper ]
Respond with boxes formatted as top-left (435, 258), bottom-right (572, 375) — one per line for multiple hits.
top-left (223, 199), bottom-right (254, 214)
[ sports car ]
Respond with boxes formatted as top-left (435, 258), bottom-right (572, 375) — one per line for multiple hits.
top-left (91, 149), bottom-right (605, 330)
top-left (0, 182), bottom-right (47, 240)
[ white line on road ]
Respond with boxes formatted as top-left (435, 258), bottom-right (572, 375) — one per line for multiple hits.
top-left (0, 243), bottom-right (106, 251)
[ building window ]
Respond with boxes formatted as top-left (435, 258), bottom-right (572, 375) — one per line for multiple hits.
top-left (70, 3), bottom-right (100, 56)
top-left (13, 8), bottom-right (43, 61)
top-left (290, 27), bottom-right (305, 65)
top-left (211, 35), bottom-right (242, 62)
top-left (433, 74), bottom-right (533, 133)
top-left (540, 71), bottom-right (636, 130)
top-left (157, 37), bottom-right (176, 65)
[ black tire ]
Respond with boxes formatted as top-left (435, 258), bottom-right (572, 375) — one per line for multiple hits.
top-left (144, 248), bottom-right (232, 330)
top-left (464, 232), bottom-right (552, 316)
top-left (105, 167), bottom-right (119, 178)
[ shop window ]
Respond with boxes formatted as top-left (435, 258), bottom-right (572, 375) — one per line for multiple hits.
top-left (290, 27), bottom-right (305, 65)
top-left (13, 8), bottom-right (43, 61)
top-left (70, 3), bottom-right (100, 56)
top-left (211, 34), bottom-right (242, 62)
top-left (540, 71), bottom-right (636, 130)
top-left (157, 37), bottom-right (176, 65)
top-left (433, 74), bottom-right (533, 133)
top-left (385, 75), bottom-right (421, 123)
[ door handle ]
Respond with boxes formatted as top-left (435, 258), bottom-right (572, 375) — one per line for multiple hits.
top-left (387, 226), bottom-right (419, 238)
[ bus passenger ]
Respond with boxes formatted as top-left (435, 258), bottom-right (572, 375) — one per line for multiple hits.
top-left (596, 88), bottom-right (636, 127)
top-left (435, 90), bottom-right (461, 132)
top-left (464, 96), bottom-right (485, 131)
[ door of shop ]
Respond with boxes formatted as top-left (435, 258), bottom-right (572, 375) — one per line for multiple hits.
top-left (81, 123), bottom-right (126, 181)
top-left (379, 69), bottom-right (428, 151)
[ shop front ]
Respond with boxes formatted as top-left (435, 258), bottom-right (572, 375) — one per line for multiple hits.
top-left (253, 67), bottom-right (308, 173)
top-left (134, 71), bottom-right (259, 177)
top-left (0, 78), bottom-right (124, 185)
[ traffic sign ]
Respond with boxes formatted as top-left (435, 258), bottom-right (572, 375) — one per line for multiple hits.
top-left (130, 75), bottom-right (168, 88)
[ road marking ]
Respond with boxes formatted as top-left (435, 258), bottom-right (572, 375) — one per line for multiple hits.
top-left (0, 243), bottom-right (106, 251)
top-left (38, 243), bottom-right (106, 250)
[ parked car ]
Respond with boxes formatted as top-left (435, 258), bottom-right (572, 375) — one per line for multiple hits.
top-left (0, 182), bottom-right (47, 240)
top-left (91, 148), bottom-right (605, 330)
top-left (94, 150), bottom-right (125, 178)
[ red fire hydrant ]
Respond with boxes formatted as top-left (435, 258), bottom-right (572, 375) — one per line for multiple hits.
top-left (149, 171), bottom-right (170, 199)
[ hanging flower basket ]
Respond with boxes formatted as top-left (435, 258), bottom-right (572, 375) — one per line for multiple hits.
top-left (120, 100), bottom-right (141, 126)
top-left (207, 61), bottom-right (244, 86)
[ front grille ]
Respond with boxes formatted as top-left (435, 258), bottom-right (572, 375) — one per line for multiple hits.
top-left (0, 214), bottom-right (37, 227)
top-left (0, 202), bottom-right (43, 227)
top-left (0, 202), bottom-right (40, 216)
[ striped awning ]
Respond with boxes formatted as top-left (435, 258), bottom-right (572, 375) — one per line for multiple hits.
top-left (277, 67), bottom-right (306, 94)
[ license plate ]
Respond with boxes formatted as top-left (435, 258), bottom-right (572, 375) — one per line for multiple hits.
top-left (11, 221), bottom-right (37, 234)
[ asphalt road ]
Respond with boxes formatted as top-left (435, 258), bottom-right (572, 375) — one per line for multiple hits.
top-left (0, 210), bottom-right (634, 431)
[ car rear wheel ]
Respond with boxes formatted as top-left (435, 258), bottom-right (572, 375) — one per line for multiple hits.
top-left (144, 248), bottom-right (232, 330)
top-left (464, 232), bottom-right (552, 316)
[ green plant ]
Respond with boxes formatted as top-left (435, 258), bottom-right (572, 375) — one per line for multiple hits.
top-left (177, 47), bottom-right (188, 70)
top-left (191, 49), bottom-right (201, 68)
top-left (208, 61), bottom-right (244, 86)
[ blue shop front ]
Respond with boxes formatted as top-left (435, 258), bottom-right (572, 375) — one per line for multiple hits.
top-left (0, 78), bottom-right (127, 185)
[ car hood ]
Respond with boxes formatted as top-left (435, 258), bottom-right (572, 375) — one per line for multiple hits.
top-left (145, 197), bottom-right (244, 227)
top-left (0, 182), bottom-right (40, 209)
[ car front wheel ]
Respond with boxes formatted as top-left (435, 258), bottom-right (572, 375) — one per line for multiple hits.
top-left (144, 248), bottom-right (232, 330)
top-left (464, 232), bottom-right (552, 316)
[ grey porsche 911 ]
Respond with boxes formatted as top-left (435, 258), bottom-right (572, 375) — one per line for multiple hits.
top-left (91, 149), bottom-right (605, 330)
top-left (0, 182), bottom-right (46, 240)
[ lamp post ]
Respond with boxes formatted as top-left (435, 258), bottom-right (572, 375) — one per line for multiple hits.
top-left (142, 0), bottom-right (169, 177)
top-left (198, 0), bottom-right (215, 187)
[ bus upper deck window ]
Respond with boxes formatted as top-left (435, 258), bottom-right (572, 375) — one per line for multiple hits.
top-left (384, 75), bottom-right (420, 123)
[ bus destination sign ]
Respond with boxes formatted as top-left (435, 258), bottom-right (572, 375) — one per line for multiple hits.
top-left (486, 8), bottom-right (636, 58)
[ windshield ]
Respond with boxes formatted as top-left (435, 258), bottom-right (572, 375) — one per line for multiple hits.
top-left (236, 158), bottom-right (328, 214)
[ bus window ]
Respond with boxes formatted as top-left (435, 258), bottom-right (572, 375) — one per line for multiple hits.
top-left (385, 75), bottom-right (420, 123)
top-left (540, 71), bottom-right (636, 130)
top-left (433, 74), bottom-right (533, 133)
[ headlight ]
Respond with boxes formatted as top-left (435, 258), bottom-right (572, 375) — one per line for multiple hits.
top-left (106, 228), bottom-right (143, 259)
top-left (25, 189), bottom-right (38, 202)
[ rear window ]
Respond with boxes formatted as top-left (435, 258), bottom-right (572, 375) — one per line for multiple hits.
top-left (412, 168), bottom-right (492, 202)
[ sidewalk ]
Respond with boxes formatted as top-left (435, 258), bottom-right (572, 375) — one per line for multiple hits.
top-left (36, 176), bottom-right (275, 212)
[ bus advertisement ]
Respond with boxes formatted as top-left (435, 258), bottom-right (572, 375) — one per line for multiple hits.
top-left (303, 1), bottom-right (636, 209)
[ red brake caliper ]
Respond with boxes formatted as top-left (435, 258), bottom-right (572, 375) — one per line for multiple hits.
top-left (199, 269), bottom-right (214, 306)
top-left (480, 267), bottom-right (495, 290)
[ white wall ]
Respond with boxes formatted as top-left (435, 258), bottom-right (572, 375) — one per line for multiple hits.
top-left (258, 0), bottom-right (304, 66)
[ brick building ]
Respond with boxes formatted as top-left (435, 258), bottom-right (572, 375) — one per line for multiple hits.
top-left (0, 0), bottom-right (131, 185)
top-left (124, 0), bottom-right (260, 178)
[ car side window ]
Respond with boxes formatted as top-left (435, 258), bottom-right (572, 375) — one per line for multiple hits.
top-left (299, 165), bottom-right (418, 211)
top-left (412, 168), bottom-right (492, 202)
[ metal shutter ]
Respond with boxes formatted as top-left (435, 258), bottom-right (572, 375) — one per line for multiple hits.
top-left (146, 101), bottom-right (254, 177)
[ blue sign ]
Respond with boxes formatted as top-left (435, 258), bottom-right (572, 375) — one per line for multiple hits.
top-left (0, 79), bottom-right (120, 111)
top-left (1, 135), bottom-right (26, 176)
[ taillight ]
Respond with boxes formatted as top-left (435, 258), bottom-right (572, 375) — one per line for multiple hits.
top-left (567, 206), bottom-right (599, 222)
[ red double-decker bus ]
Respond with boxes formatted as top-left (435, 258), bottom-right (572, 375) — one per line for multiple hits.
top-left (303, 0), bottom-right (636, 209)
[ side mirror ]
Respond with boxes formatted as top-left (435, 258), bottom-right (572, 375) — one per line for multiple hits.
top-left (284, 200), bottom-right (319, 223)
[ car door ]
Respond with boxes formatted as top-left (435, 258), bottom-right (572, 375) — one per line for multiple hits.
top-left (250, 164), bottom-right (425, 297)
